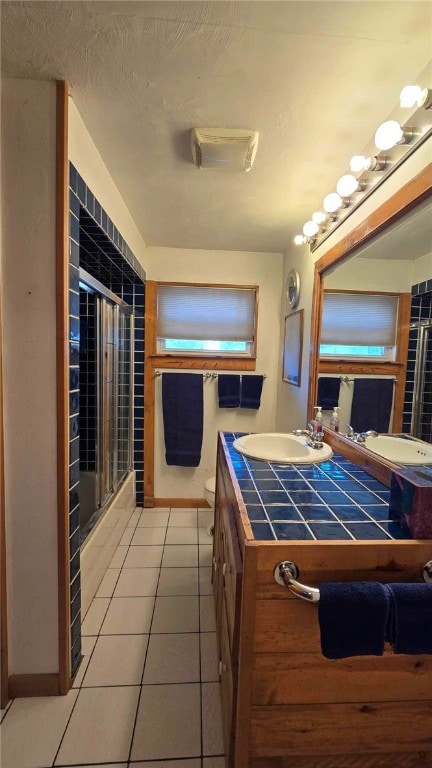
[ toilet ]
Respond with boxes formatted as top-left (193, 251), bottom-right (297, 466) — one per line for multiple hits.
top-left (204, 476), bottom-right (216, 509)
top-left (204, 476), bottom-right (216, 536)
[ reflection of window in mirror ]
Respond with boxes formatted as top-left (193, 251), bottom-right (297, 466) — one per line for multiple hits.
top-left (320, 291), bottom-right (398, 361)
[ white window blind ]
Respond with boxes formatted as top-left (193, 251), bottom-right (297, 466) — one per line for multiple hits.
top-left (157, 284), bottom-right (256, 342)
top-left (321, 293), bottom-right (399, 346)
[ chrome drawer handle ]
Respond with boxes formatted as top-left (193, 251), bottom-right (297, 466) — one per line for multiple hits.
top-left (219, 660), bottom-right (226, 675)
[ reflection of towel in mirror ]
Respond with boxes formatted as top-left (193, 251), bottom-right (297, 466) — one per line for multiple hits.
top-left (317, 377), bottom-right (340, 409)
top-left (162, 373), bottom-right (203, 466)
top-left (350, 378), bottom-right (393, 432)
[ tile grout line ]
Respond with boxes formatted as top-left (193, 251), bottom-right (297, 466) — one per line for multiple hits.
top-left (126, 506), bottom-right (169, 764)
top-left (51, 507), bottom-right (143, 767)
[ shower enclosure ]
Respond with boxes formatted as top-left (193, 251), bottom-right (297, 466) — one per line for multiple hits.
top-left (79, 269), bottom-right (134, 541)
top-left (412, 322), bottom-right (432, 443)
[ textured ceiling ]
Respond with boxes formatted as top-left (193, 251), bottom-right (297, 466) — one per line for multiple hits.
top-left (354, 199), bottom-right (432, 262)
top-left (2, 1), bottom-right (432, 252)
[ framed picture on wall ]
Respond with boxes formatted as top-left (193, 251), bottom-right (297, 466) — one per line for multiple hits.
top-left (282, 309), bottom-right (303, 387)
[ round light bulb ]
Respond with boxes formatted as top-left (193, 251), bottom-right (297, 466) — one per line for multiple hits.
top-left (312, 211), bottom-right (326, 225)
top-left (323, 192), bottom-right (342, 213)
top-left (303, 220), bottom-right (319, 237)
top-left (336, 174), bottom-right (359, 198)
top-left (399, 85), bottom-right (423, 108)
top-left (350, 155), bottom-right (372, 173)
top-left (374, 120), bottom-right (404, 150)
top-left (294, 234), bottom-right (305, 245)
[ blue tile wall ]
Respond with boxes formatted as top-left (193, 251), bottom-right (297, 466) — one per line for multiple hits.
top-left (223, 432), bottom-right (410, 542)
top-left (403, 285), bottom-right (432, 438)
top-left (68, 163), bottom-right (146, 676)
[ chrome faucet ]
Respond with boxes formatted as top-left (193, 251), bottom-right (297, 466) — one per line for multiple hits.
top-left (344, 424), bottom-right (379, 442)
top-left (292, 423), bottom-right (324, 449)
top-left (355, 430), bottom-right (379, 443)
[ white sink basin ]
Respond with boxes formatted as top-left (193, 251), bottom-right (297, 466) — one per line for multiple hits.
top-left (233, 433), bottom-right (333, 465)
top-left (363, 435), bottom-right (432, 465)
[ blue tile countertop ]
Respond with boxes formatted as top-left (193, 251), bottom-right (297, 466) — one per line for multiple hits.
top-left (223, 432), bottom-right (410, 542)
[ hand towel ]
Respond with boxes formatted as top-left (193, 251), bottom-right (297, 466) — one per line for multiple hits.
top-left (218, 374), bottom-right (241, 408)
top-left (350, 378), bottom-right (394, 433)
top-left (385, 583), bottom-right (432, 655)
top-left (317, 377), bottom-right (340, 410)
top-left (162, 373), bottom-right (203, 467)
top-left (240, 375), bottom-right (264, 410)
top-left (318, 581), bottom-right (391, 659)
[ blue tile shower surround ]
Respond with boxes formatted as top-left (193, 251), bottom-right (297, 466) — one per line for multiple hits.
top-left (223, 432), bottom-right (410, 542)
top-left (68, 162), bottom-right (146, 676)
top-left (403, 285), bottom-right (432, 439)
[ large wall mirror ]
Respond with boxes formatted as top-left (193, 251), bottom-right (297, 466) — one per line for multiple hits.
top-left (308, 164), bottom-right (432, 445)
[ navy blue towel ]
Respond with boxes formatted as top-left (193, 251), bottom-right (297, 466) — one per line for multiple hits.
top-left (317, 377), bottom-right (340, 410)
top-left (218, 374), bottom-right (241, 408)
top-left (385, 583), bottom-right (432, 655)
top-left (162, 373), bottom-right (203, 467)
top-left (350, 378), bottom-right (393, 433)
top-left (318, 582), bottom-right (391, 659)
top-left (240, 375), bottom-right (264, 409)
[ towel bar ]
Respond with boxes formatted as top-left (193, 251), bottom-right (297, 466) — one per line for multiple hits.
top-left (273, 559), bottom-right (432, 602)
top-left (155, 370), bottom-right (267, 379)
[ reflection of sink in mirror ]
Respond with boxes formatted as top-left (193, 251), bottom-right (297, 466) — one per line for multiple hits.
top-left (233, 433), bottom-right (333, 464)
top-left (363, 435), bottom-right (432, 465)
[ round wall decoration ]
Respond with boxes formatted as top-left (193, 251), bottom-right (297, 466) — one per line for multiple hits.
top-left (287, 269), bottom-right (300, 309)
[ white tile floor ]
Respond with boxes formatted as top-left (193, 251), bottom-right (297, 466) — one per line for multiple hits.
top-left (1, 507), bottom-right (225, 768)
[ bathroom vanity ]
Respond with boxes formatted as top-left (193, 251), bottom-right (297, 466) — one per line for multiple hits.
top-left (213, 431), bottom-right (432, 768)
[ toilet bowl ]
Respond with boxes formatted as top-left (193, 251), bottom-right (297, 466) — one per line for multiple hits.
top-left (204, 476), bottom-right (216, 509)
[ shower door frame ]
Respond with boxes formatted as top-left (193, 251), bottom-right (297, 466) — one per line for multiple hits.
top-left (79, 269), bottom-right (134, 520)
top-left (412, 321), bottom-right (432, 439)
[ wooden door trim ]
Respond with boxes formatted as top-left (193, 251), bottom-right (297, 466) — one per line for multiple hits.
top-left (308, 163), bottom-right (432, 421)
top-left (56, 80), bottom-right (70, 693)
top-left (0, 221), bottom-right (8, 708)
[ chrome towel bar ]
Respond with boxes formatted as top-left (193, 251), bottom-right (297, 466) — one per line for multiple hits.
top-left (273, 559), bottom-right (432, 603)
top-left (155, 370), bottom-right (267, 379)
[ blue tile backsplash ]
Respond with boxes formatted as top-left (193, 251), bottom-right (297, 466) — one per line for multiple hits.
top-left (223, 432), bottom-right (411, 542)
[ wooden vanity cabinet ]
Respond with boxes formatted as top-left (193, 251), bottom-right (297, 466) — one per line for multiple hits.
top-left (213, 451), bottom-right (243, 764)
top-left (213, 432), bottom-right (432, 768)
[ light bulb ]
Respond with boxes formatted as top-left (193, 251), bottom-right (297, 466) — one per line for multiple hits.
top-left (350, 155), bottom-right (373, 173)
top-left (294, 234), bottom-right (305, 245)
top-left (303, 220), bottom-right (319, 237)
top-left (374, 120), bottom-right (404, 150)
top-left (336, 174), bottom-right (359, 198)
top-left (323, 192), bottom-right (342, 213)
top-left (312, 211), bottom-right (326, 225)
top-left (400, 85), bottom-right (423, 108)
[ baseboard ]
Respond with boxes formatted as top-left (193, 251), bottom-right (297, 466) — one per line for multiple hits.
top-left (9, 673), bottom-right (60, 698)
top-left (151, 497), bottom-right (210, 509)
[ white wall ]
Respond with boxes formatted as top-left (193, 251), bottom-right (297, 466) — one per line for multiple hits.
top-left (1, 80), bottom-right (59, 674)
top-left (147, 247), bottom-right (283, 498)
top-left (411, 252), bottom-right (432, 286)
top-left (276, 136), bottom-right (432, 432)
top-left (68, 98), bottom-right (148, 272)
top-left (324, 258), bottom-right (412, 292)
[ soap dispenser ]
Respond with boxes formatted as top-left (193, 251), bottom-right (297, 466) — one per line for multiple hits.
top-left (313, 406), bottom-right (323, 432)
top-left (329, 406), bottom-right (340, 433)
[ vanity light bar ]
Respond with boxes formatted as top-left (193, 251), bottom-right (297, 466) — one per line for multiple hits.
top-left (295, 82), bottom-right (432, 249)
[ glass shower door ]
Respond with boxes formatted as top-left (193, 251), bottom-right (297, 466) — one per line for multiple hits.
top-left (79, 269), bottom-right (134, 542)
top-left (412, 322), bottom-right (432, 442)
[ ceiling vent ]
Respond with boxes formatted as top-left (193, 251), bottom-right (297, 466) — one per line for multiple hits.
top-left (191, 128), bottom-right (259, 172)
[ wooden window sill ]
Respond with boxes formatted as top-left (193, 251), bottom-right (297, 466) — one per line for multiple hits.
top-left (149, 354), bottom-right (256, 371)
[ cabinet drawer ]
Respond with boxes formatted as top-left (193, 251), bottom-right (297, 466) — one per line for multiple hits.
top-left (221, 502), bottom-right (242, 655)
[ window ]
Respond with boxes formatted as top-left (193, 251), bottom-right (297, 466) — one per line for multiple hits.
top-left (156, 283), bottom-right (257, 357)
top-left (320, 292), bottom-right (399, 360)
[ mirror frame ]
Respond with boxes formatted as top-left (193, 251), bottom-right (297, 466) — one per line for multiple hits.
top-left (308, 162), bottom-right (432, 427)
